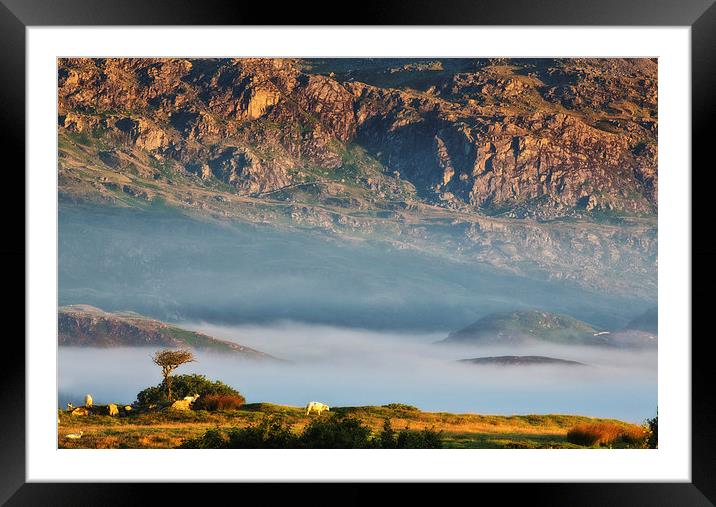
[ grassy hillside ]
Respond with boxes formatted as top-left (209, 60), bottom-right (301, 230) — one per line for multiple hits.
top-left (441, 310), bottom-right (610, 346)
top-left (58, 305), bottom-right (277, 360)
top-left (58, 402), bottom-right (646, 449)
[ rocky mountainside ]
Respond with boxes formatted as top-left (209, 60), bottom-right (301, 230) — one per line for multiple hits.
top-left (57, 58), bottom-right (657, 297)
top-left (58, 305), bottom-right (275, 360)
top-left (58, 57), bottom-right (656, 216)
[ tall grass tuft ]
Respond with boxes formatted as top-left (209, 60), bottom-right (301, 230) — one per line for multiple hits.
top-left (567, 422), bottom-right (647, 447)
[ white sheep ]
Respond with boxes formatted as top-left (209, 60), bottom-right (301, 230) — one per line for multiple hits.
top-left (305, 401), bottom-right (330, 416)
top-left (183, 394), bottom-right (200, 404)
top-left (84, 394), bottom-right (93, 408)
top-left (65, 430), bottom-right (84, 439)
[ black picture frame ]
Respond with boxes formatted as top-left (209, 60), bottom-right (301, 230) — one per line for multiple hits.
top-left (3, 0), bottom-right (713, 504)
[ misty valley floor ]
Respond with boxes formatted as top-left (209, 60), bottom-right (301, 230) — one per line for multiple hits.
top-left (57, 403), bottom-right (643, 449)
top-left (59, 333), bottom-right (658, 424)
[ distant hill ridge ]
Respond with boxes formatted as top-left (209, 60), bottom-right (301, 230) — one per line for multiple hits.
top-left (440, 309), bottom-right (657, 348)
top-left (58, 305), bottom-right (276, 360)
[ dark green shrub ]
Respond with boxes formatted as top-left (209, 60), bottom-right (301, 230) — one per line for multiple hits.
top-left (135, 385), bottom-right (167, 407)
top-left (178, 415), bottom-right (445, 449)
top-left (645, 412), bottom-right (658, 449)
top-left (179, 428), bottom-right (227, 449)
top-left (396, 426), bottom-right (444, 449)
top-left (179, 417), bottom-right (298, 449)
top-left (377, 419), bottom-right (398, 449)
top-left (299, 414), bottom-right (373, 449)
top-left (136, 374), bottom-right (243, 407)
top-left (227, 417), bottom-right (298, 448)
top-left (376, 419), bottom-right (444, 449)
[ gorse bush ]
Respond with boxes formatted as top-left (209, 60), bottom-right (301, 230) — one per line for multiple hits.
top-left (179, 417), bottom-right (299, 449)
top-left (377, 418), bottom-right (397, 448)
top-left (136, 374), bottom-right (243, 407)
top-left (193, 394), bottom-right (246, 412)
top-left (377, 419), bottom-right (443, 449)
top-left (300, 414), bottom-right (373, 449)
top-left (567, 422), bottom-right (647, 448)
top-left (382, 403), bottom-right (420, 412)
top-left (179, 428), bottom-right (228, 449)
top-left (645, 412), bottom-right (658, 449)
top-left (396, 426), bottom-right (443, 449)
top-left (179, 415), bottom-right (445, 449)
top-left (227, 417), bottom-right (298, 448)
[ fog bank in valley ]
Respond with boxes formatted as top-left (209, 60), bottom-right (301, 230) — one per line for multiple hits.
top-left (59, 321), bottom-right (657, 423)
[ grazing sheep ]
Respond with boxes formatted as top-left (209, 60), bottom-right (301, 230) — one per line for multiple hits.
top-left (84, 394), bottom-right (93, 408)
top-left (71, 407), bottom-right (89, 417)
top-left (65, 431), bottom-right (83, 439)
top-left (170, 399), bottom-right (192, 411)
top-left (169, 394), bottom-right (200, 411)
top-left (305, 401), bottom-right (330, 416)
top-left (107, 403), bottom-right (119, 416)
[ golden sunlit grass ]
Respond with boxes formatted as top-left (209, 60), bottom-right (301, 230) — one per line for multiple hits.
top-left (58, 403), bottom-right (646, 449)
top-left (566, 421), bottom-right (648, 448)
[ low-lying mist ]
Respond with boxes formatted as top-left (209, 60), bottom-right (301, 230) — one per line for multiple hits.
top-left (59, 321), bottom-right (657, 423)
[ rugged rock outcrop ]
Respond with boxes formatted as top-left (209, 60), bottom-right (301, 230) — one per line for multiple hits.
top-left (58, 57), bottom-right (657, 216)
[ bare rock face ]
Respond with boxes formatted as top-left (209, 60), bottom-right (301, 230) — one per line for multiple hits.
top-left (57, 57), bottom-right (657, 216)
top-left (201, 146), bottom-right (292, 195)
top-left (346, 60), bottom-right (657, 216)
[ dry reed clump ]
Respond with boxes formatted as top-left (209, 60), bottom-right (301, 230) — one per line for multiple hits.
top-left (567, 422), bottom-right (647, 447)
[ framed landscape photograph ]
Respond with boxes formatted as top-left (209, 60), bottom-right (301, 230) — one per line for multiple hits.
top-left (7, 0), bottom-right (715, 503)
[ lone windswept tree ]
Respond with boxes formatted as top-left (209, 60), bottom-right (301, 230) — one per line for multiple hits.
top-left (152, 348), bottom-right (196, 401)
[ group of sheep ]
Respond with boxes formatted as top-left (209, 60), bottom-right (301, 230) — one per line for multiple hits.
top-left (61, 396), bottom-right (331, 440)
top-left (67, 394), bottom-right (132, 416)
top-left (62, 394), bottom-right (132, 420)
top-left (61, 394), bottom-right (136, 440)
